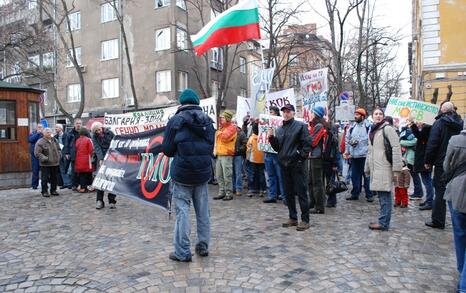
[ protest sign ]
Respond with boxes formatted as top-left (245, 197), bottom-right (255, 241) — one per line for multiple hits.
top-left (266, 89), bottom-right (296, 113)
top-left (385, 97), bottom-right (440, 125)
top-left (92, 127), bottom-right (172, 210)
top-left (236, 96), bottom-right (253, 123)
top-left (104, 97), bottom-right (217, 134)
top-left (251, 67), bottom-right (275, 116)
top-left (257, 114), bottom-right (283, 153)
top-left (335, 102), bottom-right (355, 121)
top-left (300, 68), bottom-right (328, 121)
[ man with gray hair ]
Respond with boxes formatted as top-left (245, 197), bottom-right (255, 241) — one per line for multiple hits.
top-left (54, 124), bottom-right (70, 188)
top-left (34, 128), bottom-right (61, 197)
top-left (424, 101), bottom-right (463, 229)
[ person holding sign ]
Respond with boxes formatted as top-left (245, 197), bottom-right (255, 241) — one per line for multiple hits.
top-left (162, 89), bottom-right (215, 262)
top-left (268, 104), bottom-right (312, 231)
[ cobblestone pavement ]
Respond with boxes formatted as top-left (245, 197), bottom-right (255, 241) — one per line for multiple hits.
top-left (0, 185), bottom-right (456, 293)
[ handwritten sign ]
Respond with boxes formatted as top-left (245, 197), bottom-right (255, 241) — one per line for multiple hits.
top-left (251, 67), bottom-right (275, 116)
top-left (266, 88), bottom-right (296, 113)
top-left (385, 97), bottom-right (440, 125)
top-left (300, 68), bottom-right (328, 122)
top-left (257, 114), bottom-right (284, 153)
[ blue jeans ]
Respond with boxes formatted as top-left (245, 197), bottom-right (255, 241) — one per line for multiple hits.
top-left (350, 157), bottom-right (372, 198)
top-left (31, 154), bottom-right (40, 188)
top-left (337, 152), bottom-right (343, 175)
top-left (376, 191), bottom-right (392, 230)
top-left (246, 162), bottom-right (266, 193)
top-left (59, 158), bottom-right (71, 187)
top-left (419, 171), bottom-right (434, 205)
top-left (172, 181), bottom-right (210, 260)
top-left (264, 153), bottom-right (284, 200)
top-left (232, 156), bottom-right (244, 193)
top-left (408, 164), bottom-right (423, 196)
top-left (449, 201), bottom-right (466, 292)
top-left (345, 161), bottom-right (352, 183)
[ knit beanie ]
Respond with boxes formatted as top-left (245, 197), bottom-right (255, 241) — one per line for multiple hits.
top-left (355, 108), bottom-right (367, 117)
top-left (220, 110), bottom-right (234, 122)
top-left (312, 106), bottom-right (325, 118)
top-left (79, 127), bottom-right (89, 136)
top-left (91, 121), bottom-right (103, 134)
top-left (179, 88), bottom-right (200, 105)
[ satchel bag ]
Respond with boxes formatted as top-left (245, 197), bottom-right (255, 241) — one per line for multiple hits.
top-left (326, 171), bottom-right (348, 194)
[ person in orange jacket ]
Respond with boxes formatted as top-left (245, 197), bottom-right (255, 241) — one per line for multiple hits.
top-left (213, 110), bottom-right (237, 201)
top-left (246, 121), bottom-right (266, 197)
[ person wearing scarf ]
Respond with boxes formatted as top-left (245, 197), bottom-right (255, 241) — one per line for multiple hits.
top-left (365, 108), bottom-right (403, 231)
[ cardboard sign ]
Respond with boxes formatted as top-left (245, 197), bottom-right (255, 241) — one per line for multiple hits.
top-left (385, 97), bottom-right (440, 125)
top-left (257, 114), bottom-right (284, 153)
top-left (236, 96), bottom-right (253, 124)
top-left (251, 67), bottom-right (275, 116)
top-left (300, 68), bottom-right (328, 122)
top-left (335, 103), bottom-right (355, 121)
top-left (266, 88), bottom-right (296, 113)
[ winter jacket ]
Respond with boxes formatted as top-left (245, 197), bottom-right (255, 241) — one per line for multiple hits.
top-left (393, 166), bottom-right (411, 188)
top-left (34, 137), bottom-right (61, 167)
top-left (64, 128), bottom-right (90, 161)
top-left (162, 105), bottom-right (215, 185)
top-left (444, 130), bottom-right (466, 213)
top-left (54, 132), bottom-right (67, 148)
top-left (364, 123), bottom-right (403, 192)
top-left (308, 122), bottom-right (325, 159)
top-left (410, 123), bottom-right (431, 173)
top-left (215, 122), bottom-right (237, 156)
top-left (345, 120), bottom-right (371, 158)
top-left (92, 128), bottom-right (114, 161)
top-left (246, 134), bottom-right (264, 164)
top-left (425, 112), bottom-right (463, 167)
top-left (75, 136), bottom-right (94, 173)
top-left (28, 131), bottom-right (43, 155)
top-left (269, 118), bottom-right (311, 168)
top-left (234, 127), bottom-right (247, 156)
top-left (399, 135), bottom-right (417, 166)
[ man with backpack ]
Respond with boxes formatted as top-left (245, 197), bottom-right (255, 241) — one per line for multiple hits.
top-left (344, 108), bottom-right (373, 202)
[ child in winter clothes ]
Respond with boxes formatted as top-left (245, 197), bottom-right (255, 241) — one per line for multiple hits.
top-left (246, 122), bottom-right (266, 197)
top-left (394, 160), bottom-right (411, 208)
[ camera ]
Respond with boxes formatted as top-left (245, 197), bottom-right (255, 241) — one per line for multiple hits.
top-left (349, 139), bottom-right (359, 147)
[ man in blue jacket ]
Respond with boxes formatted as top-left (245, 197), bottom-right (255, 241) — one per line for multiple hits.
top-left (28, 124), bottom-right (44, 189)
top-left (162, 88), bottom-right (215, 262)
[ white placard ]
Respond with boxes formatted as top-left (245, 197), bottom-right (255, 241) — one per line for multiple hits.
top-left (17, 118), bottom-right (29, 126)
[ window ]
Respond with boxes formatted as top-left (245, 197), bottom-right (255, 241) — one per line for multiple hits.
top-left (176, 28), bottom-right (188, 50)
top-left (155, 28), bottom-right (170, 51)
top-left (66, 47), bottom-right (81, 67)
top-left (101, 1), bottom-right (117, 23)
top-left (102, 78), bottom-right (119, 98)
top-left (28, 55), bottom-right (40, 68)
top-left (29, 102), bottom-right (39, 131)
top-left (211, 48), bottom-right (223, 70)
top-left (156, 70), bottom-right (171, 92)
top-left (155, 0), bottom-right (170, 8)
top-left (211, 80), bottom-right (219, 98)
top-left (240, 57), bottom-right (247, 74)
top-left (43, 52), bottom-right (54, 68)
top-left (240, 88), bottom-right (247, 98)
top-left (289, 72), bottom-right (299, 87)
top-left (178, 71), bottom-right (188, 92)
top-left (101, 39), bottom-right (119, 60)
top-left (176, 0), bottom-right (185, 10)
top-left (67, 84), bottom-right (81, 102)
top-left (28, 0), bottom-right (37, 9)
top-left (0, 100), bottom-right (16, 140)
top-left (67, 11), bottom-right (81, 31)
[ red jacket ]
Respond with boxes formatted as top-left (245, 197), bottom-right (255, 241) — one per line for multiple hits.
top-left (75, 136), bottom-right (94, 173)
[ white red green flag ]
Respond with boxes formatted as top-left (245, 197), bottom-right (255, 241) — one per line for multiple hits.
top-left (191, 0), bottom-right (261, 56)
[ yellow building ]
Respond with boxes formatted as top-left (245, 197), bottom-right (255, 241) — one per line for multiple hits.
top-left (411, 0), bottom-right (466, 118)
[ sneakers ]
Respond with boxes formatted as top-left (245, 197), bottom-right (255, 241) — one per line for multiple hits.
top-left (109, 203), bottom-right (116, 209)
top-left (409, 194), bottom-right (423, 200)
top-left (263, 198), bottom-right (277, 203)
top-left (282, 219), bottom-right (298, 227)
top-left (169, 252), bottom-right (192, 262)
top-left (195, 243), bottom-right (209, 257)
top-left (366, 196), bottom-right (374, 203)
top-left (296, 222), bottom-right (310, 231)
top-left (96, 201), bottom-right (104, 209)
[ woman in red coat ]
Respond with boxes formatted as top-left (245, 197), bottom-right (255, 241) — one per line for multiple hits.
top-left (75, 127), bottom-right (94, 193)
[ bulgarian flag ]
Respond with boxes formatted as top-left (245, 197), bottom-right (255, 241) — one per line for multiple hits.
top-left (191, 0), bottom-right (261, 56)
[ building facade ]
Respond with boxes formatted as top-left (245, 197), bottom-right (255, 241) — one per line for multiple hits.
top-left (411, 0), bottom-right (466, 117)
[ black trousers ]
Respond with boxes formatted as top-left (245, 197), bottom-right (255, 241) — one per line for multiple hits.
top-left (96, 190), bottom-right (117, 204)
top-left (432, 166), bottom-right (447, 226)
top-left (78, 172), bottom-right (93, 189)
top-left (281, 161), bottom-right (310, 223)
top-left (323, 163), bottom-right (337, 206)
top-left (68, 160), bottom-right (80, 188)
top-left (308, 158), bottom-right (326, 212)
top-left (41, 166), bottom-right (59, 193)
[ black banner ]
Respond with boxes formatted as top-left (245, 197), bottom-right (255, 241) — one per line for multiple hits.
top-left (92, 127), bottom-right (172, 210)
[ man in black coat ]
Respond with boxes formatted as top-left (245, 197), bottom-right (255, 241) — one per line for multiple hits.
top-left (268, 104), bottom-right (312, 231)
top-left (424, 102), bottom-right (463, 229)
top-left (54, 124), bottom-right (70, 188)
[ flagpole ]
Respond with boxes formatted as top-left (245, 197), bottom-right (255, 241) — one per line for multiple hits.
top-left (260, 43), bottom-right (265, 71)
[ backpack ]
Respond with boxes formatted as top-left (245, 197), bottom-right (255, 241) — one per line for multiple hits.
top-left (349, 122), bottom-right (370, 136)
top-left (322, 129), bottom-right (339, 162)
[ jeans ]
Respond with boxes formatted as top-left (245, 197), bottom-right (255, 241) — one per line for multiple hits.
top-left (281, 161), bottom-right (309, 223)
top-left (309, 158), bottom-right (325, 212)
top-left (350, 157), bottom-right (372, 198)
top-left (419, 171), bottom-right (434, 205)
top-left (232, 156), bottom-right (244, 193)
top-left (31, 155), bottom-right (40, 189)
top-left (449, 201), bottom-right (466, 292)
top-left (337, 152), bottom-right (343, 175)
top-left (408, 164), bottom-right (423, 196)
top-left (69, 160), bottom-right (80, 188)
top-left (432, 166), bottom-right (447, 226)
top-left (40, 166), bottom-right (58, 193)
top-left (172, 181), bottom-right (210, 260)
top-left (216, 156), bottom-right (233, 196)
top-left (264, 153), bottom-right (284, 200)
top-left (375, 191), bottom-right (392, 230)
top-left (96, 190), bottom-right (116, 204)
top-left (58, 158), bottom-right (71, 187)
top-left (345, 161), bottom-right (352, 183)
top-left (247, 162), bottom-right (266, 193)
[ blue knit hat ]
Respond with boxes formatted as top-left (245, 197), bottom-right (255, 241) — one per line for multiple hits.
top-left (179, 88), bottom-right (200, 105)
top-left (312, 106), bottom-right (325, 118)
